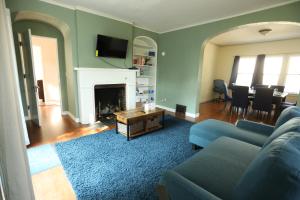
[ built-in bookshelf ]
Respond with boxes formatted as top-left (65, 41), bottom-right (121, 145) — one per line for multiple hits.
top-left (133, 36), bottom-right (157, 107)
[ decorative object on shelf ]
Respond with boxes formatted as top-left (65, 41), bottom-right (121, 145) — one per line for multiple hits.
top-left (148, 51), bottom-right (155, 57)
top-left (144, 102), bottom-right (156, 112)
top-left (133, 36), bottom-right (157, 105)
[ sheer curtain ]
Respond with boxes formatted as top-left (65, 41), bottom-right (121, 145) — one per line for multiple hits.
top-left (0, 0), bottom-right (34, 199)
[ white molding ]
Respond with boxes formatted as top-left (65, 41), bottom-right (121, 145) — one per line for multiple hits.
top-left (41, 0), bottom-right (299, 34)
top-left (74, 67), bottom-right (137, 71)
top-left (62, 111), bottom-right (80, 123)
top-left (156, 105), bottom-right (176, 112)
top-left (159, 0), bottom-right (300, 34)
top-left (40, 0), bottom-right (75, 10)
top-left (156, 105), bottom-right (200, 119)
top-left (76, 68), bottom-right (136, 124)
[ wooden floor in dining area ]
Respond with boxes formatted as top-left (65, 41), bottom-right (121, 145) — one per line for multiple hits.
top-left (195, 101), bottom-right (277, 125)
top-left (28, 101), bottom-right (277, 200)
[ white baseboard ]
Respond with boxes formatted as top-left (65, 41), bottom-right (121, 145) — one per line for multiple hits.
top-left (62, 111), bottom-right (80, 123)
top-left (156, 105), bottom-right (199, 119)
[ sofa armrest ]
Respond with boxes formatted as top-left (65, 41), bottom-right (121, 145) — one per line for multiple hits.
top-left (236, 120), bottom-right (274, 136)
top-left (159, 170), bottom-right (221, 200)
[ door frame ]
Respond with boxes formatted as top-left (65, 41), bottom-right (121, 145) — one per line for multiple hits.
top-left (31, 35), bottom-right (63, 112)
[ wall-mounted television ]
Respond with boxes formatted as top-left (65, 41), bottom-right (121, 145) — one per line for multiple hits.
top-left (96, 35), bottom-right (128, 59)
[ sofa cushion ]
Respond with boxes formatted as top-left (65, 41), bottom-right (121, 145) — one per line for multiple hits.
top-left (173, 137), bottom-right (260, 200)
top-left (189, 119), bottom-right (268, 147)
top-left (275, 106), bottom-right (300, 129)
top-left (263, 117), bottom-right (300, 147)
top-left (233, 132), bottom-right (300, 200)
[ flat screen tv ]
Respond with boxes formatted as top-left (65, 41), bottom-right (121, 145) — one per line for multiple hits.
top-left (96, 35), bottom-right (128, 59)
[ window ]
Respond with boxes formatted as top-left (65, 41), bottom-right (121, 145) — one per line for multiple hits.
top-left (236, 57), bottom-right (256, 87)
top-left (262, 56), bottom-right (283, 86)
top-left (285, 56), bottom-right (300, 93)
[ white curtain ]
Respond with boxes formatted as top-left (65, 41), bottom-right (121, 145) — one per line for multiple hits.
top-left (0, 0), bottom-right (35, 199)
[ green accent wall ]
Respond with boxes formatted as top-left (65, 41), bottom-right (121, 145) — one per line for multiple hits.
top-left (157, 2), bottom-right (300, 114)
top-left (6, 0), bottom-right (300, 117)
top-left (6, 0), bottom-right (158, 119)
top-left (76, 10), bottom-right (132, 68)
top-left (13, 20), bottom-right (69, 113)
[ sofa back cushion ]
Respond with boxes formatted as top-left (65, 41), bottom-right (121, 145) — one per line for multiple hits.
top-left (263, 117), bottom-right (300, 147)
top-left (233, 132), bottom-right (300, 200)
top-left (275, 106), bottom-right (300, 130)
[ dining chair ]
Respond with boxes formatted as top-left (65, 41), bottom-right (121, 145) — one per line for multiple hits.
top-left (254, 84), bottom-right (269, 89)
top-left (270, 85), bottom-right (285, 93)
top-left (252, 88), bottom-right (274, 119)
top-left (213, 79), bottom-right (232, 106)
top-left (230, 85), bottom-right (249, 117)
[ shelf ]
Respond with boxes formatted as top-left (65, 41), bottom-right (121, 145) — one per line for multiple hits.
top-left (133, 44), bottom-right (155, 49)
top-left (137, 75), bottom-right (152, 78)
top-left (137, 93), bottom-right (155, 96)
top-left (133, 54), bottom-right (156, 58)
top-left (133, 64), bottom-right (153, 67)
top-left (137, 85), bottom-right (154, 87)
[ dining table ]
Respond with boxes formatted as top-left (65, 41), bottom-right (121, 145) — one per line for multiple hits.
top-left (248, 89), bottom-right (289, 117)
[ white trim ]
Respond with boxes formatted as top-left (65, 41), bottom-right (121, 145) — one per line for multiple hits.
top-left (159, 0), bottom-right (300, 34)
top-left (40, 0), bottom-right (299, 34)
top-left (156, 105), bottom-right (200, 119)
top-left (62, 111), bottom-right (79, 123)
top-left (40, 0), bottom-right (75, 10)
top-left (156, 105), bottom-right (176, 113)
top-left (74, 67), bottom-right (137, 71)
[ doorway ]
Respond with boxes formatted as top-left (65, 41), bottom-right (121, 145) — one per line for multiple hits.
top-left (31, 35), bottom-right (63, 126)
top-left (31, 35), bottom-right (62, 108)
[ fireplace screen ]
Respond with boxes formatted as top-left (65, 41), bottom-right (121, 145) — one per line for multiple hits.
top-left (94, 84), bottom-right (126, 121)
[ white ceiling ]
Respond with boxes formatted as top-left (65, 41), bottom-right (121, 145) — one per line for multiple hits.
top-left (210, 22), bottom-right (300, 46)
top-left (43, 0), bottom-right (297, 33)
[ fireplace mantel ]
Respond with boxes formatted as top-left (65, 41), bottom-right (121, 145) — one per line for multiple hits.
top-left (76, 68), bottom-right (137, 124)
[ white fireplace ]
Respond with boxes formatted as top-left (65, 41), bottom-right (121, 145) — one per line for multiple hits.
top-left (76, 68), bottom-right (137, 124)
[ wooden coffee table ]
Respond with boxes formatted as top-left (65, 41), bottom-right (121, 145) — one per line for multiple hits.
top-left (114, 108), bottom-right (165, 141)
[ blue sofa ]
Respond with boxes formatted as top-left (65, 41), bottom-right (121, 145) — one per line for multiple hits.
top-left (158, 106), bottom-right (300, 200)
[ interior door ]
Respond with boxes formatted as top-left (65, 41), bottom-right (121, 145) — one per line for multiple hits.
top-left (18, 29), bottom-right (41, 127)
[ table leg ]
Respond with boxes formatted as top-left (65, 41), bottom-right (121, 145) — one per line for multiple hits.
top-left (127, 124), bottom-right (130, 141)
top-left (115, 119), bottom-right (118, 134)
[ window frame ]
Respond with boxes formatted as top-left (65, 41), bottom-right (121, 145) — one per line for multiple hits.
top-left (284, 54), bottom-right (300, 94)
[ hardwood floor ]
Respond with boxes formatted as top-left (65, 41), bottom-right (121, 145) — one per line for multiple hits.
top-left (27, 105), bottom-right (114, 147)
top-left (31, 167), bottom-right (76, 200)
top-left (195, 101), bottom-right (276, 125)
top-left (27, 102), bottom-right (276, 200)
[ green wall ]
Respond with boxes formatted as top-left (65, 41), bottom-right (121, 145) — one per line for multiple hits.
top-left (76, 10), bottom-right (158, 68)
top-left (6, 0), bottom-right (158, 118)
top-left (157, 1), bottom-right (300, 114)
top-left (13, 21), bottom-right (69, 113)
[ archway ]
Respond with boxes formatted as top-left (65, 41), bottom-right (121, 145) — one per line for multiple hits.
top-left (13, 11), bottom-right (78, 118)
top-left (133, 36), bottom-right (158, 106)
top-left (197, 21), bottom-right (300, 110)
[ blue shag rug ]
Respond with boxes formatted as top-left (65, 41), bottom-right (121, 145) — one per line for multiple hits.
top-left (55, 116), bottom-right (196, 200)
top-left (27, 144), bottom-right (61, 175)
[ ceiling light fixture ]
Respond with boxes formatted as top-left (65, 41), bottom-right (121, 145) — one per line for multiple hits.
top-left (258, 28), bottom-right (272, 36)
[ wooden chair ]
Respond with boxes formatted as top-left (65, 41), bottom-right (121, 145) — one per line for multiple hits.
top-left (252, 88), bottom-right (274, 119)
top-left (230, 85), bottom-right (249, 117)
